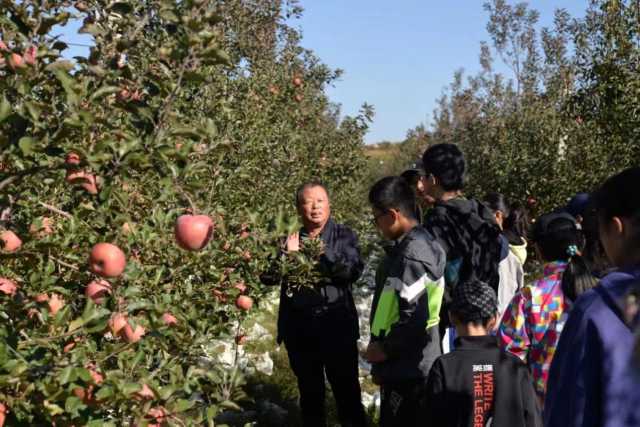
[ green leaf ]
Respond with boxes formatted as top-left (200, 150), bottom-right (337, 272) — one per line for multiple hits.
top-left (65, 395), bottom-right (86, 416)
top-left (75, 367), bottom-right (92, 382)
top-left (18, 137), bottom-right (35, 155)
top-left (87, 421), bottom-right (115, 427)
top-left (67, 317), bottom-right (85, 333)
top-left (158, 385), bottom-right (176, 400)
top-left (52, 69), bottom-right (80, 106)
top-left (0, 96), bottom-right (11, 122)
top-left (24, 101), bottom-right (41, 122)
top-left (173, 398), bottom-right (195, 412)
top-left (121, 382), bottom-right (142, 396)
top-left (90, 86), bottom-right (121, 102)
top-left (94, 386), bottom-right (114, 400)
top-left (44, 400), bottom-right (65, 416)
top-left (219, 400), bottom-right (242, 411)
top-left (58, 366), bottom-right (76, 385)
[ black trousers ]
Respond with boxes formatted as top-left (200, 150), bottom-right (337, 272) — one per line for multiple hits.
top-left (285, 336), bottom-right (367, 427)
top-left (379, 379), bottom-right (425, 427)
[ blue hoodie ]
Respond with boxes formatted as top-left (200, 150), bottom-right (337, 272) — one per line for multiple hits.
top-left (544, 266), bottom-right (640, 427)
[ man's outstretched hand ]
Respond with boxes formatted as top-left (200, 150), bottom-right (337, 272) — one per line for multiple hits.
top-left (285, 232), bottom-right (300, 252)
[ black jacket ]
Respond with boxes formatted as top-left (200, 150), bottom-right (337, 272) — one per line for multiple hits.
top-left (273, 218), bottom-right (364, 344)
top-left (425, 335), bottom-right (542, 427)
top-left (423, 198), bottom-right (502, 293)
top-left (370, 225), bottom-right (446, 382)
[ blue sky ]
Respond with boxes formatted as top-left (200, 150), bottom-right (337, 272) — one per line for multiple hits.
top-left (294, 1), bottom-right (587, 143)
top-left (56, 1), bottom-right (588, 144)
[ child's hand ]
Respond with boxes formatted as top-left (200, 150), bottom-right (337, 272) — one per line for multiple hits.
top-left (364, 342), bottom-right (387, 363)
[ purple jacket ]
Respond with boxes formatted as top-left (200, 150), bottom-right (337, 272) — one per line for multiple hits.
top-left (544, 266), bottom-right (640, 427)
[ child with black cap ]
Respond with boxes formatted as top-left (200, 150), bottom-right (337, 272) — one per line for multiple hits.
top-left (498, 211), bottom-right (598, 406)
top-left (425, 280), bottom-right (541, 427)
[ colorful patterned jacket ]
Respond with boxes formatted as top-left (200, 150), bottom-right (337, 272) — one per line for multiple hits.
top-left (498, 261), bottom-right (568, 399)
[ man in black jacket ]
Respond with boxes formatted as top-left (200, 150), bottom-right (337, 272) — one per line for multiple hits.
top-left (425, 280), bottom-right (541, 427)
top-left (273, 181), bottom-right (366, 427)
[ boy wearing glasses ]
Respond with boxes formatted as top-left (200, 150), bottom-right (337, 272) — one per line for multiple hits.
top-left (365, 176), bottom-right (446, 426)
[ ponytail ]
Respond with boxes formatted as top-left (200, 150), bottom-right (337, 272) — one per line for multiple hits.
top-left (561, 245), bottom-right (598, 302)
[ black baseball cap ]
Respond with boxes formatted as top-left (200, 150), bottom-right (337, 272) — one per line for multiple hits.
top-left (531, 212), bottom-right (577, 242)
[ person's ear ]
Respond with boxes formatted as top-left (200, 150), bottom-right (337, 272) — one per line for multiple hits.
top-left (487, 314), bottom-right (498, 331)
top-left (389, 208), bottom-right (401, 224)
top-left (613, 216), bottom-right (624, 236)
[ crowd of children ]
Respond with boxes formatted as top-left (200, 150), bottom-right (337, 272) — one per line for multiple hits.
top-left (364, 144), bottom-right (640, 426)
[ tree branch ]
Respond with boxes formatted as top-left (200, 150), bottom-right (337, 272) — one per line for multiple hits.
top-left (49, 255), bottom-right (80, 271)
top-left (38, 202), bottom-right (72, 218)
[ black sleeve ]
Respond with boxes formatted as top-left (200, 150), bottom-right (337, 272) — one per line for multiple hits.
top-left (381, 258), bottom-right (430, 359)
top-left (425, 359), bottom-right (448, 425)
top-left (318, 227), bottom-right (364, 286)
top-left (520, 364), bottom-right (543, 427)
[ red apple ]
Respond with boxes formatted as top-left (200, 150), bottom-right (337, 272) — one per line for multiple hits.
top-left (0, 40), bottom-right (7, 51)
top-left (213, 289), bottom-right (227, 303)
top-left (87, 365), bottom-right (104, 385)
top-left (63, 336), bottom-right (81, 353)
top-left (65, 152), bottom-right (81, 166)
top-left (134, 383), bottom-right (155, 400)
top-left (89, 243), bottom-right (126, 277)
top-left (234, 281), bottom-right (247, 293)
top-left (1, 230), bottom-right (22, 252)
top-left (85, 278), bottom-right (112, 303)
top-left (121, 222), bottom-right (133, 235)
top-left (235, 334), bottom-right (248, 345)
top-left (29, 217), bottom-right (54, 238)
top-left (0, 402), bottom-right (6, 427)
top-left (65, 170), bottom-right (98, 194)
top-left (174, 215), bottom-right (214, 251)
top-left (23, 45), bottom-right (36, 66)
top-left (8, 53), bottom-right (25, 71)
top-left (121, 322), bottom-right (145, 343)
top-left (34, 293), bottom-right (49, 303)
top-left (268, 85), bottom-right (280, 95)
top-left (80, 173), bottom-right (98, 194)
top-left (0, 278), bottom-right (17, 296)
top-left (235, 295), bottom-right (253, 311)
top-left (242, 250), bottom-right (252, 261)
top-left (527, 196), bottom-right (537, 207)
top-left (48, 293), bottom-right (65, 315)
top-left (161, 312), bottom-right (178, 326)
top-left (147, 407), bottom-right (168, 423)
top-left (73, 385), bottom-right (97, 405)
top-left (294, 93), bottom-right (303, 103)
top-left (108, 312), bottom-right (128, 335)
top-left (292, 76), bottom-right (303, 87)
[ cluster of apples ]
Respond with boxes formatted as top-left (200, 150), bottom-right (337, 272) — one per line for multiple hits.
top-left (0, 40), bottom-right (37, 72)
top-left (174, 214), bottom-right (254, 311)
top-left (65, 152), bottom-right (99, 195)
top-left (268, 75), bottom-right (304, 103)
